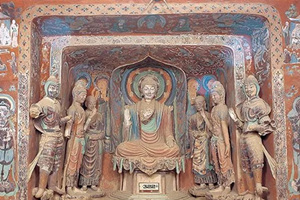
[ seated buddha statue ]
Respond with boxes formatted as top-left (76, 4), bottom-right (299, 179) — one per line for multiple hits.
top-left (115, 74), bottom-right (180, 163)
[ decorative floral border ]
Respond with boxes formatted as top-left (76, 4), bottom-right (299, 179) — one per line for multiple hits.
top-left (18, 3), bottom-right (286, 200)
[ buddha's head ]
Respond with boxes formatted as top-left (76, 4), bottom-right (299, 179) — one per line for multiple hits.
top-left (243, 75), bottom-right (260, 99)
top-left (210, 81), bottom-right (225, 105)
top-left (45, 76), bottom-right (60, 99)
top-left (72, 84), bottom-right (87, 104)
top-left (139, 74), bottom-right (159, 101)
top-left (194, 96), bottom-right (206, 112)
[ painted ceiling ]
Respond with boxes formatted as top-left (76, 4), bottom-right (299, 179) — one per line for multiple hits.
top-left (34, 13), bottom-right (267, 36)
top-left (62, 45), bottom-right (234, 77)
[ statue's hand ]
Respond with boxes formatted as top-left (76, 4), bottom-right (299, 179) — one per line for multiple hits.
top-left (91, 108), bottom-right (97, 118)
top-left (228, 108), bottom-right (238, 122)
top-left (166, 136), bottom-right (175, 148)
top-left (225, 144), bottom-right (229, 158)
top-left (124, 108), bottom-right (131, 126)
top-left (199, 109), bottom-right (206, 118)
top-left (29, 104), bottom-right (42, 118)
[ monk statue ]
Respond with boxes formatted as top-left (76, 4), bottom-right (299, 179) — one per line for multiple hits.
top-left (188, 96), bottom-right (217, 197)
top-left (28, 76), bottom-right (71, 198)
top-left (115, 74), bottom-right (180, 168)
top-left (207, 81), bottom-right (235, 197)
top-left (229, 75), bottom-right (276, 199)
top-left (79, 96), bottom-right (105, 195)
top-left (63, 82), bottom-right (87, 195)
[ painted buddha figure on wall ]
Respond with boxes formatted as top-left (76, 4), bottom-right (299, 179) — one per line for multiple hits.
top-left (115, 74), bottom-right (180, 165)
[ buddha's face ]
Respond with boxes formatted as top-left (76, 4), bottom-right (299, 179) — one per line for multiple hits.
top-left (211, 92), bottom-right (221, 105)
top-left (47, 83), bottom-right (59, 99)
top-left (244, 83), bottom-right (257, 98)
top-left (142, 84), bottom-right (157, 100)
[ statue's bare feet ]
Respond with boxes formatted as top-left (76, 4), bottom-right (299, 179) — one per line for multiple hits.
top-left (209, 185), bottom-right (224, 194)
top-left (49, 186), bottom-right (65, 195)
top-left (81, 185), bottom-right (88, 191)
top-left (255, 183), bottom-right (263, 197)
top-left (32, 187), bottom-right (38, 196)
top-left (243, 193), bottom-right (255, 200)
top-left (208, 184), bottom-right (214, 190)
top-left (35, 188), bottom-right (45, 198)
top-left (91, 185), bottom-right (98, 191)
top-left (67, 186), bottom-right (86, 196)
top-left (221, 186), bottom-right (231, 196)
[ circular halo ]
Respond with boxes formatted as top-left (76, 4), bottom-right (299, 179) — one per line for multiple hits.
top-left (75, 72), bottom-right (92, 89)
top-left (0, 94), bottom-right (16, 113)
top-left (124, 67), bottom-right (172, 104)
top-left (202, 75), bottom-right (217, 92)
top-left (93, 74), bottom-right (110, 90)
top-left (133, 71), bottom-right (165, 99)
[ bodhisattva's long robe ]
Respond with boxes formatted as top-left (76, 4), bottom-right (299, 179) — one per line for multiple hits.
top-left (210, 104), bottom-right (235, 187)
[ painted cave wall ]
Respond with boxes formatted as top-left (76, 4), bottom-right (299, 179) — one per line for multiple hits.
top-left (0, 0), bottom-right (299, 200)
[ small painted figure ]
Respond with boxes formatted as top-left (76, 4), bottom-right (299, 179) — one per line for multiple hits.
top-left (115, 74), bottom-right (179, 164)
top-left (0, 59), bottom-right (7, 71)
top-left (79, 96), bottom-right (105, 194)
top-left (288, 96), bottom-right (300, 195)
top-left (0, 23), bottom-right (11, 46)
top-left (188, 96), bottom-right (217, 197)
top-left (229, 75), bottom-right (276, 199)
top-left (28, 76), bottom-right (72, 198)
top-left (0, 96), bottom-right (16, 195)
top-left (291, 24), bottom-right (300, 47)
top-left (64, 82), bottom-right (87, 195)
top-left (172, 17), bottom-right (192, 32)
top-left (9, 20), bottom-right (18, 48)
top-left (137, 15), bottom-right (166, 29)
top-left (207, 81), bottom-right (235, 197)
top-left (110, 18), bottom-right (130, 33)
top-left (7, 52), bottom-right (17, 76)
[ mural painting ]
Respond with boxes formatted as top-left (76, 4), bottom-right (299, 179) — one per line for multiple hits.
top-left (0, 0), bottom-right (295, 200)
top-left (285, 64), bottom-right (300, 199)
top-left (0, 2), bottom-right (19, 199)
top-left (284, 4), bottom-right (300, 64)
top-left (0, 94), bottom-right (17, 196)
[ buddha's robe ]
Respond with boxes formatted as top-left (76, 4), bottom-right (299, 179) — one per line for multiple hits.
top-left (115, 100), bottom-right (179, 162)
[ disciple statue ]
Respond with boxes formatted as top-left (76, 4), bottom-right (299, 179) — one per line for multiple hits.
top-left (0, 97), bottom-right (16, 194)
top-left (115, 74), bottom-right (180, 165)
top-left (207, 81), bottom-right (235, 197)
top-left (229, 75), bottom-right (276, 199)
top-left (79, 96), bottom-right (104, 194)
top-left (63, 82), bottom-right (87, 195)
top-left (28, 76), bottom-right (71, 198)
top-left (188, 96), bottom-right (217, 196)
